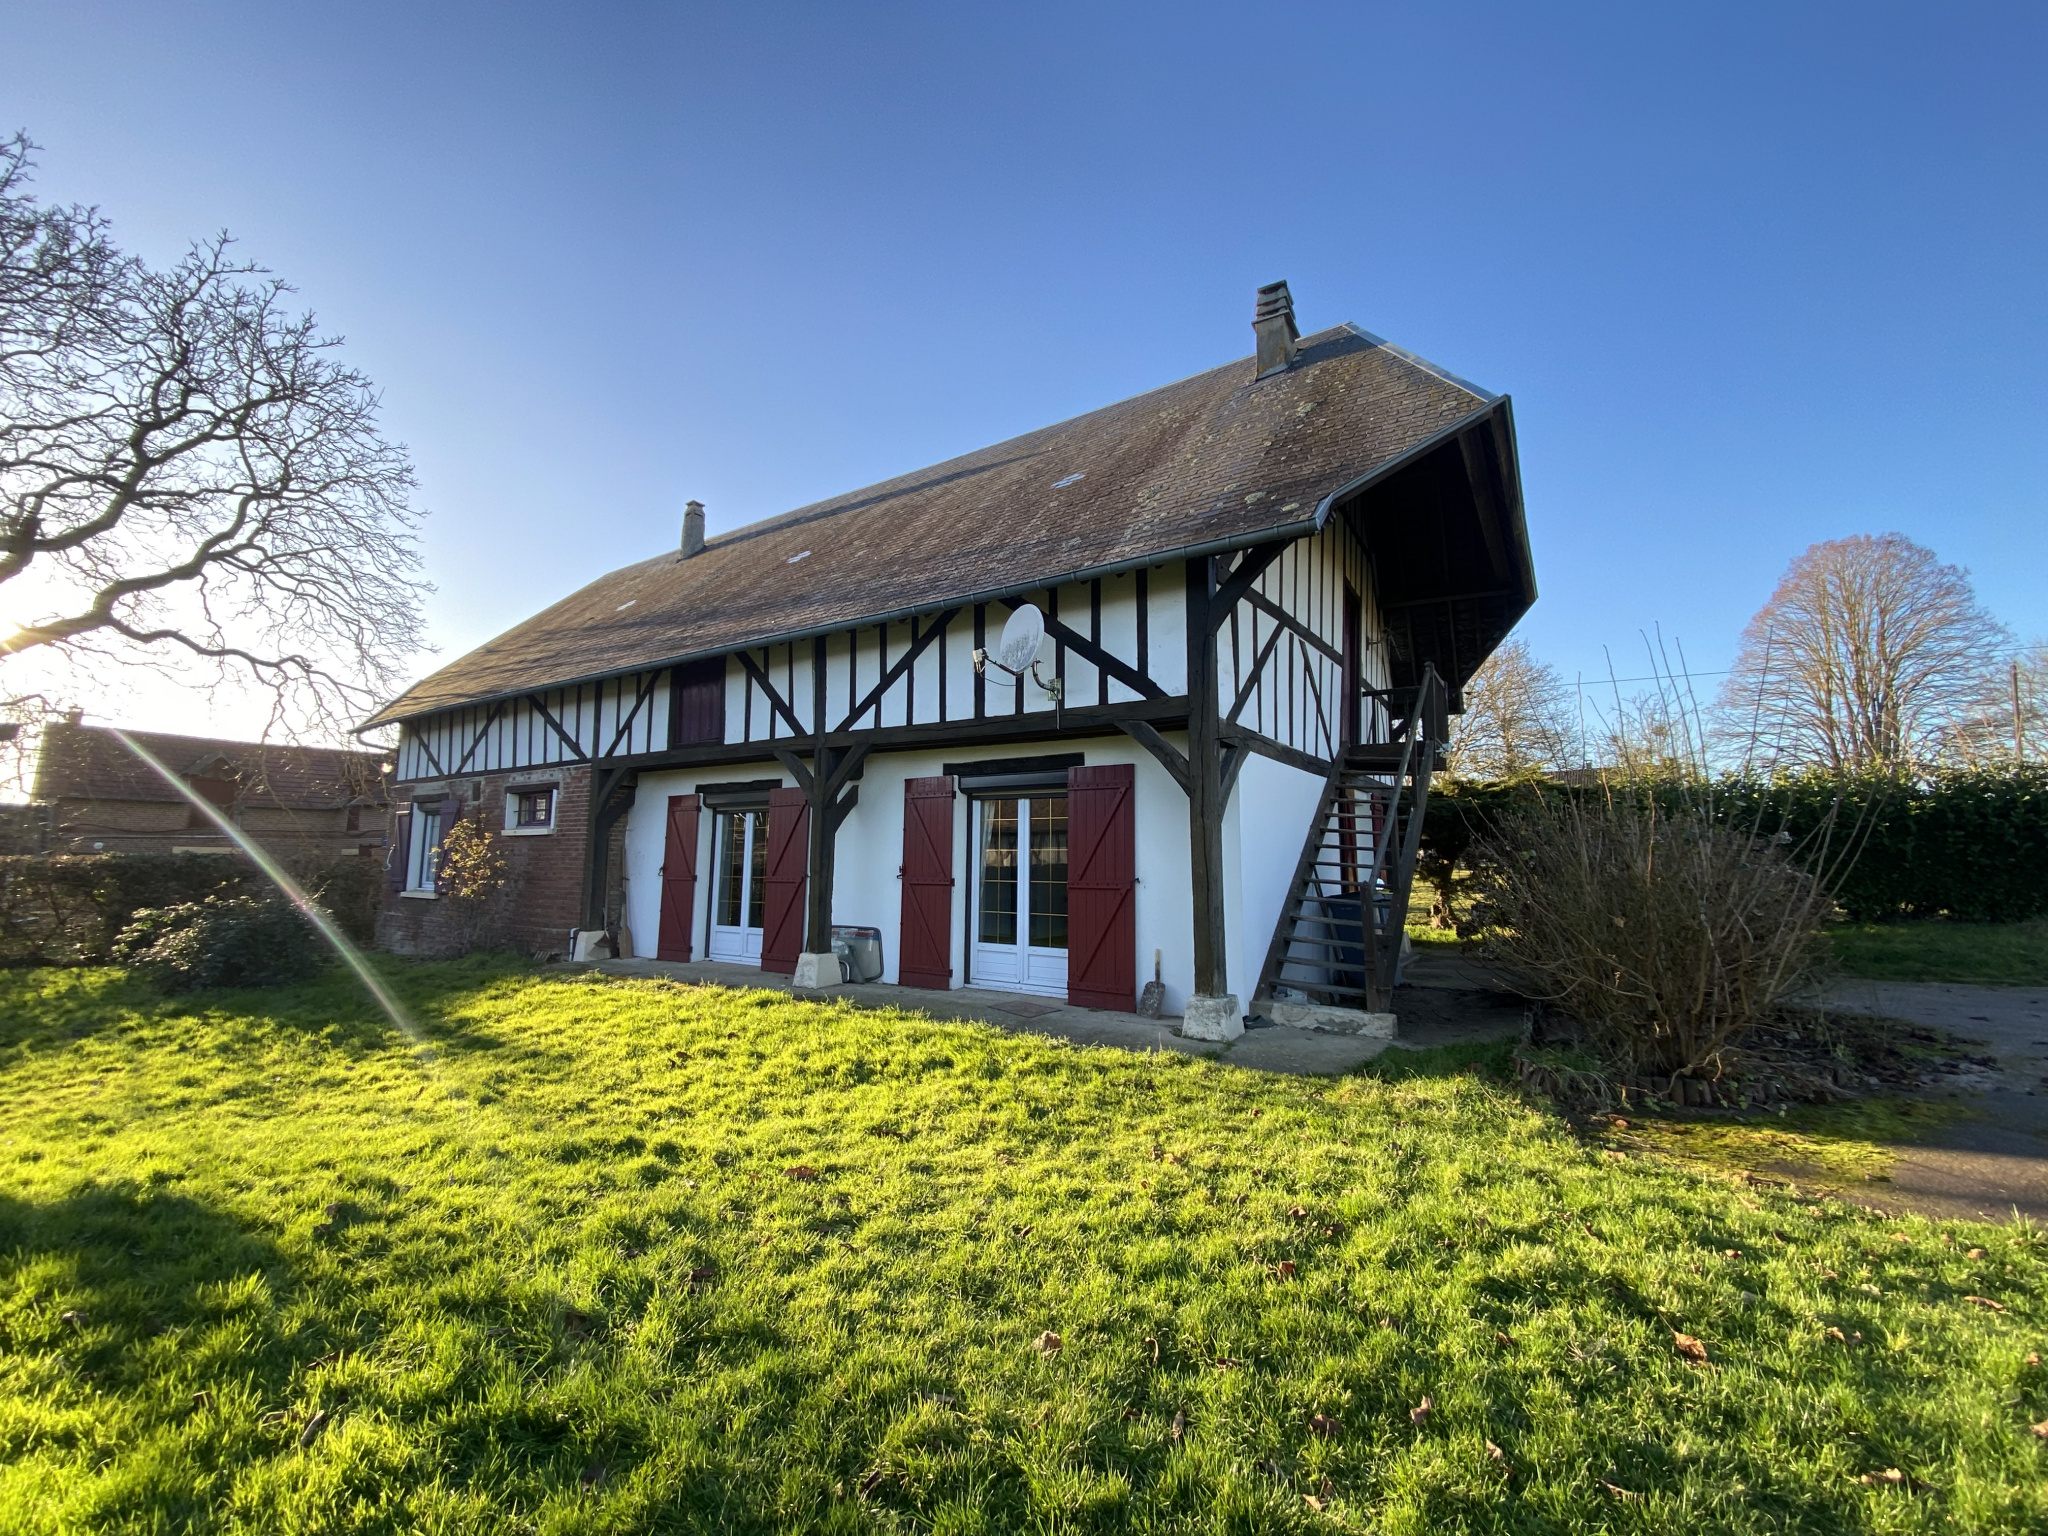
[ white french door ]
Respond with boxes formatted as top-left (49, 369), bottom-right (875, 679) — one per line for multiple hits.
top-left (972, 795), bottom-right (1068, 998)
top-left (708, 809), bottom-right (768, 964)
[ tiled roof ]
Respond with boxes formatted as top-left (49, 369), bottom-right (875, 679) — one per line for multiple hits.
top-left (362, 324), bottom-right (1505, 728)
top-left (32, 723), bottom-right (391, 808)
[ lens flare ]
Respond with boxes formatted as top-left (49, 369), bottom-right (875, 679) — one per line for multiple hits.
top-left (110, 728), bottom-right (428, 1053)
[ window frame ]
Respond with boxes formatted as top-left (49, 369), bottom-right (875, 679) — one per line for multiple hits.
top-left (504, 783), bottom-right (558, 836)
top-left (403, 803), bottom-right (443, 894)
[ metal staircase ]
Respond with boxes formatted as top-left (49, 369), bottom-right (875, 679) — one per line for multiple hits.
top-left (1252, 666), bottom-right (1447, 1018)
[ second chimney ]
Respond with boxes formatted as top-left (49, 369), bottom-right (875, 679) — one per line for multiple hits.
top-left (1253, 280), bottom-right (1299, 378)
top-left (681, 499), bottom-right (706, 557)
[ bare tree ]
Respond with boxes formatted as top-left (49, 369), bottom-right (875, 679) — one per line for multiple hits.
top-left (0, 132), bottom-right (427, 739)
top-left (1718, 534), bottom-right (2010, 773)
top-left (1952, 640), bottom-right (2048, 765)
top-left (1445, 637), bottom-right (1576, 778)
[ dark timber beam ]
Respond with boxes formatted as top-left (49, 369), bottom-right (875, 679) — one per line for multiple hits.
top-left (1218, 725), bottom-right (1328, 779)
top-left (1208, 540), bottom-right (1290, 632)
top-left (450, 700), bottom-right (505, 776)
top-left (1185, 555), bottom-right (1228, 998)
top-left (1243, 589), bottom-right (1344, 666)
top-left (583, 694), bottom-right (1193, 776)
top-left (804, 636), bottom-right (834, 955)
top-left (525, 693), bottom-right (590, 762)
top-left (1225, 623), bottom-right (1286, 726)
top-left (1117, 720), bottom-right (1191, 796)
top-left (837, 610), bottom-right (960, 731)
top-left (999, 597), bottom-right (1165, 700)
top-left (581, 763), bottom-right (638, 932)
top-left (735, 648), bottom-right (807, 739)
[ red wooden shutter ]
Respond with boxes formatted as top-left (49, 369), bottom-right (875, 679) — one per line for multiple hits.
top-left (898, 776), bottom-right (956, 988)
top-left (759, 786), bottom-right (810, 974)
top-left (656, 794), bottom-right (701, 960)
top-left (1066, 763), bottom-right (1137, 1011)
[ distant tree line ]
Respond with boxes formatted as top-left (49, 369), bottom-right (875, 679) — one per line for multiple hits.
top-left (1450, 532), bottom-right (2043, 779)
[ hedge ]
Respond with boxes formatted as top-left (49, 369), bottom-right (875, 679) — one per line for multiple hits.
top-left (1422, 764), bottom-right (2048, 925)
top-left (0, 852), bottom-right (384, 967)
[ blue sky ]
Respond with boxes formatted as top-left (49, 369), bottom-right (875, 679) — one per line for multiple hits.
top-left (6, 1), bottom-right (2044, 734)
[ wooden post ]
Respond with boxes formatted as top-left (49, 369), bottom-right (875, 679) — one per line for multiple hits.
top-left (805, 634), bottom-right (835, 955)
top-left (1185, 556), bottom-right (1228, 997)
top-left (581, 763), bottom-right (637, 933)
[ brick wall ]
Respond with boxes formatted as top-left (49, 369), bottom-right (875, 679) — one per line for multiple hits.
top-left (376, 765), bottom-right (597, 960)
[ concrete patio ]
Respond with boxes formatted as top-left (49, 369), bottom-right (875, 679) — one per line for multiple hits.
top-left (586, 943), bottom-right (1525, 1077)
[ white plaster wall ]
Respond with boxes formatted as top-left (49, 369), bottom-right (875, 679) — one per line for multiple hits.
top-left (619, 762), bottom-right (797, 963)
top-left (618, 737), bottom-right (1202, 1011)
top-left (616, 729), bottom-right (1323, 1015)
top-left (1227, 752), bottom-right (1327, 998)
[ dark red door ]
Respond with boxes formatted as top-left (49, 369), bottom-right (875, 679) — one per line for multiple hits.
top-left (656, 794), bottom-right (700, 960)
top-left (898, 776), bottom-right (956, 988)
top-left (1066, 763), bottom-right (1136, 1011)
top-left (760, 786), bottom-right (810, 975)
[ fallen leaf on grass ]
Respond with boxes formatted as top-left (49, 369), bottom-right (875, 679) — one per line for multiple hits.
top-left (1600, 1480), bottom-right (1640, 1502)
top-left (1966, 1247), bottom-right (1985, 1260)
top-left (785, 1165), bottom-right (818, 1182)
top-left (1288, 1205), bottom-right (1309, 1221)
top-left (2026, 1352), bottom-right (2041, 1367)
top-left (1485, 1439), bottom-right (1509, 1470)
top-left (1303, 1495), bottom-right (1327, 1512)
top-left (1309, 1412), bottom-right (1341, 1438)
top-left (1494, 1330), bottom-right (1515, 1347)
top-left (1012, 1224), bottom-right (1034, 1239)
top-left (1273, 1260), bottom-right (1298, 1279)
top-left (857, 1468), bottom-right (888, 1496)
top-left (59, 1309), bottom-right (84, 1328)
top-left (1170, 1409), bottom-right (1186, 1443)
top-left (1858, 1467), bottom-right (1906, 1486)
top-left (1672, 1331), bottom-right (1709, 1365)
top-left (1032, 1331), bottom-right (1062, 1356)
top-left (687, 1266), bottom-right (715, 1285)
top-left (1410, 1396), bottom-right (1433, 1425)
top-left (297, 1409), bottom-right (332, 1448)
top-left (2030, 1420), bottom-right (2048, 1441)
top-left (1962, 1295), bottom-right (2006, 1311)
top-left (1145, 1335), bottom-right (1159, 1365)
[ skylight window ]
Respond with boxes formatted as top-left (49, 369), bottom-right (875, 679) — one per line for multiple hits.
top-left (615, 599), bottom-right (636, 610)
top-left (787, 550), bottom-right (812, 564)
top-left (1052, 473), bottom-right (1085, 488)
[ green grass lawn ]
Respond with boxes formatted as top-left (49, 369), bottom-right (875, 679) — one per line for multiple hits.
top-left (3, 962), bottom-right (2046, 1534)
top-left (1827, 919), bottom-right (2048, 986)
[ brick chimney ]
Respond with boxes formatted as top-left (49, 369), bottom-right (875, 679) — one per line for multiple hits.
top-left (1253, 281), bottom-right (1299, 378)
top-left (681, 499), bottom-right (706, 557)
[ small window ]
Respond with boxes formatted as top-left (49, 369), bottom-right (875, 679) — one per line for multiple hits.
top-left (512, 787), bottom-right (556, 831)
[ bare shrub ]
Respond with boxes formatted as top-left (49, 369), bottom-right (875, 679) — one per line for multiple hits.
top-left (1476, 781), bottom-right (1836, 1082)
top-left (435, 813), bottom-right (506, 953)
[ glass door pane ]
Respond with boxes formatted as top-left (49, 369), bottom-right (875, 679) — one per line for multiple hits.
top-left (1027, 796), bottom-right (1068, 949)
top-left (716, 812), bottom-right (747, 927)
top-left (746, 809), bottom-right (768, 929)
top-left (978, 799), bottom-right (1018, 945)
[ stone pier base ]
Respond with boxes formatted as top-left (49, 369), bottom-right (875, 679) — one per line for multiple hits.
top-left (1181, 993), bottom-right (1244, 1042)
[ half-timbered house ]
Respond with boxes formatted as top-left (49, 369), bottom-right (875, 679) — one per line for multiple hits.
top-left (361, 283), bottom-right (1534, 1039)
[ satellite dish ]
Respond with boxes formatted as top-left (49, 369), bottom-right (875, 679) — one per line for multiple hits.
top-left (994, 605), bottom-right (1045, 674)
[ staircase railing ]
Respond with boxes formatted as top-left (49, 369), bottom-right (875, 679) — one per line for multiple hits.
top-left (1252, 663), bottom-right (1446, 1015)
